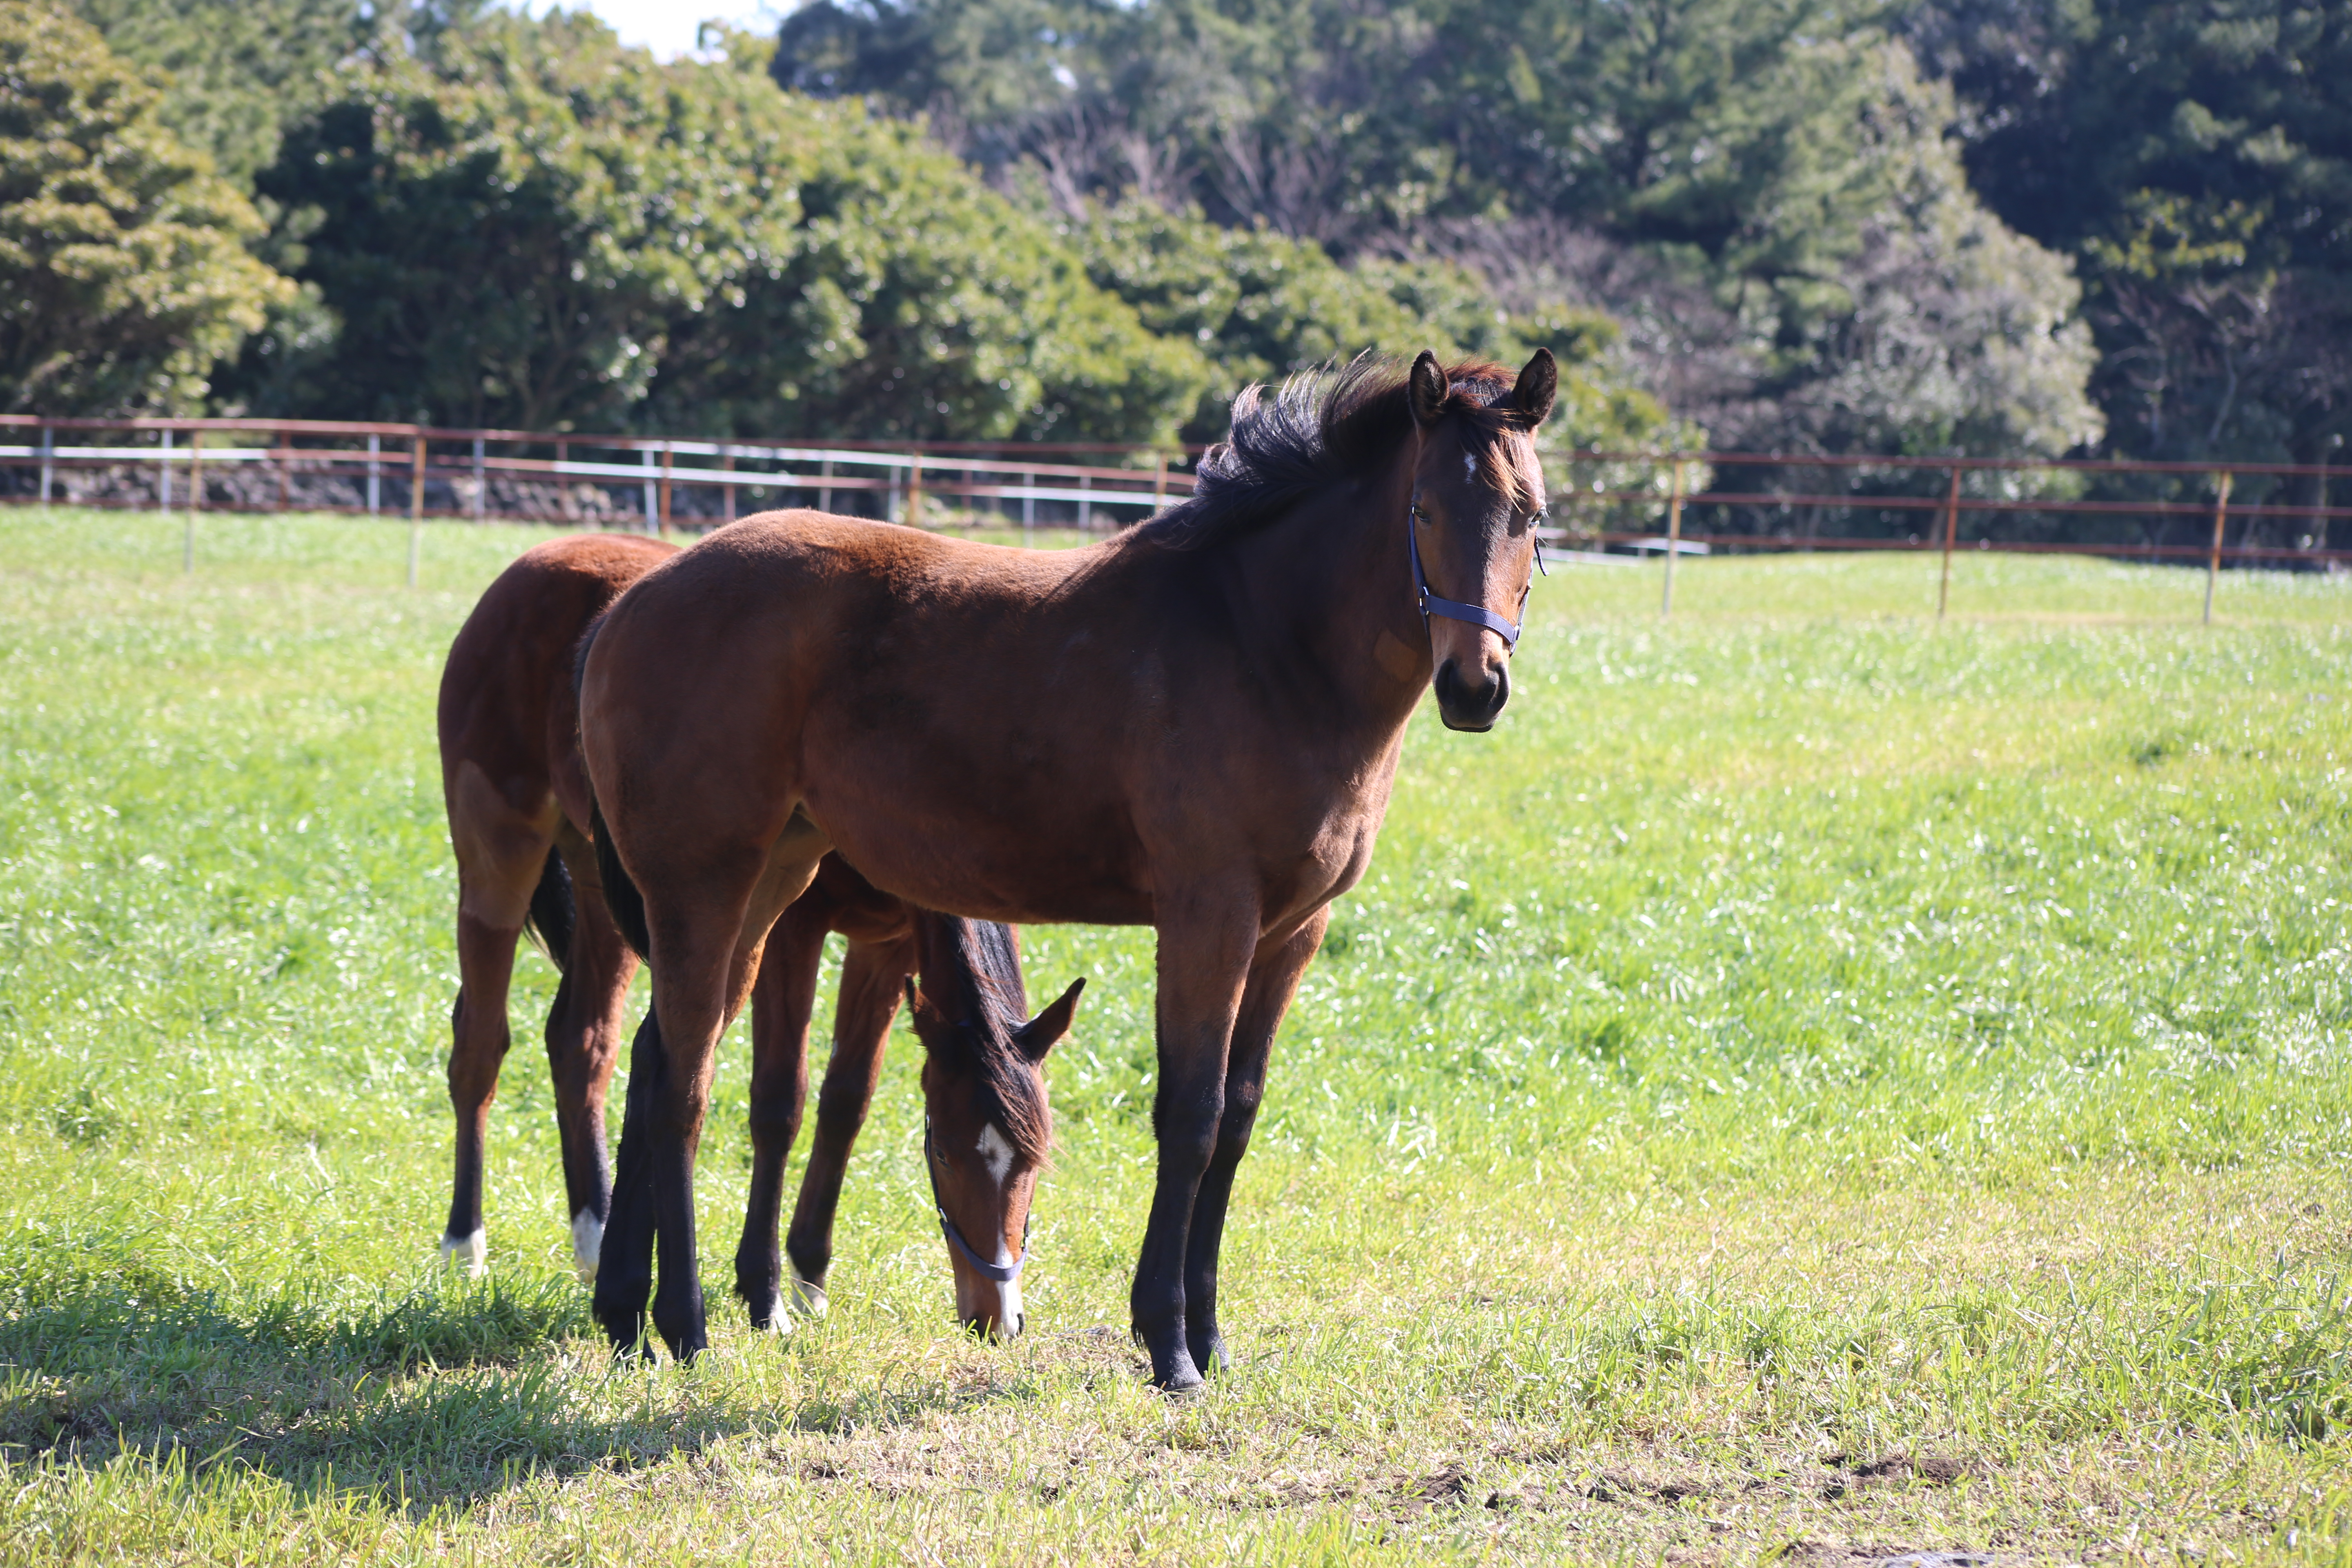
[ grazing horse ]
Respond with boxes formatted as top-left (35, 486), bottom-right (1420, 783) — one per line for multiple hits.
top-left (437, 533), bottom-right (1065, 1334)
top-left (578, 350), bottom-right (1555, 1386)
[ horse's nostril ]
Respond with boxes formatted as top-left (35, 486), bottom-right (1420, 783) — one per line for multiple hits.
top-left (1435, 658), bottom-right (1508, 729)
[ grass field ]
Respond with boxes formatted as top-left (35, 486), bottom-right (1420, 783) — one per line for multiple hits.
top-left (2, 507), bottom-right (2350, 1564)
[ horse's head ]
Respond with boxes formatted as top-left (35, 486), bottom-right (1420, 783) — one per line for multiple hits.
top-left (905, 918), bottom-right (1081, 1339)
top-left (1405, 348), bottom-right (1556, 732)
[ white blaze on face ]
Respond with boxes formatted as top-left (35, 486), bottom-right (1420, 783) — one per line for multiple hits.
top-left (1462, 451), bottom-right (1478, 483)
top-left (996, 1276), bottom-right (1024, 1334)
top-left (570, 1208), bottom-right (604, 1286)
top-left (440, 1228), bottom-right (486, 1277)
top-left (976, 1123), bottom-right (1015, 1187)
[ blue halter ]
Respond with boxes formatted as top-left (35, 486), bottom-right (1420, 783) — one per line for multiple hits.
top-left (924, 1123), bottom-right (1027, 1284)
top-left (1408, 492), bottom-right (1543, 650)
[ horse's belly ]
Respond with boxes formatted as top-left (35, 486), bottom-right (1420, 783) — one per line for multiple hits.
top-left (808, 792), bottom-right (1154, 929)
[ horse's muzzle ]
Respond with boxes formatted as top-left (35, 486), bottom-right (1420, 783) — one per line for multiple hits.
top-left (1434, 657), bottom-right (1509, 732)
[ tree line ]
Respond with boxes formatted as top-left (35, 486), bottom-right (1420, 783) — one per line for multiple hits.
top-left (7, 0), bottom-right (1653, 450)
top-left (8, 0), bottom-right (2348, 508)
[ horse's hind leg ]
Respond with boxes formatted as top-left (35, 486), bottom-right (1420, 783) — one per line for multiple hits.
top-left (596, 1000), bottom-right (666, 1355)
top-left (547, 829), bottom-right (637, 1285)
top-left (443, 837), bottom-right (552, 1273)
top-left (781, 930), bottom-right (915, 1313)
top-left (1180, 908), bottom-right (1328, 1377)
top-left (732, 888), bottom-right (836, 1330)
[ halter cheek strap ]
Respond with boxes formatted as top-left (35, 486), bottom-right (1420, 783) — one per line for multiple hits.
top-left (1409, 494), bottom-right (1539, 651)
top-left (924, 1124), bottom-right (1027, 1284)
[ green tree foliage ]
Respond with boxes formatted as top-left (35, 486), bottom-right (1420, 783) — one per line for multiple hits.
top-left (1059, 198), bottom-right (1662, 445)
top-left (0, 0), bottom-right (289, 414)
top-left (256, 12), bottom-right (810, 430)
top-left (1903, 0), bottom-right (2352, 475)
top-left (778, 0), bottom-right (2099, 462)
top-left (647, 49), bottom-right (1207, 442)
top-left (252, 16), bottom-right (1203, 440)
top-left (64, 0), bottom-right (376, 187)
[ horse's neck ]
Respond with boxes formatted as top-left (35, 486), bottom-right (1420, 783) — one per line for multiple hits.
top-left (1221, 466), bottom-right (1430, 751)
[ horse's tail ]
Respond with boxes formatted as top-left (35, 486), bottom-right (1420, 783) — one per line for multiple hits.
top-left (590, 800), bottom-right (651, 962)
top-left (574, 612), bottom-right (654, 963)
top-left (521, 848), bottom-right (576, 972)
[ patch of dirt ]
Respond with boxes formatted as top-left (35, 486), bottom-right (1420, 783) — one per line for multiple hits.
top-left (1821, 1451), bottom-right (1970, 1497)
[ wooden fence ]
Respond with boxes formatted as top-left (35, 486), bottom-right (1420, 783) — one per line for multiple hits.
top-left (0, 416), bottom-right (1199, 540)
top-left (5, 417), bottom-right (2347, 621)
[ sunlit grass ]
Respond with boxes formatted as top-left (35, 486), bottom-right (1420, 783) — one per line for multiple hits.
top-left (2, 508), bottom-right (2350, 1562)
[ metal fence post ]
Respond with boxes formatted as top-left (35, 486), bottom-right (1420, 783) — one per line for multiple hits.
top-left (37, 422), bottom-right (52, 504)
top-left (2205, 470), bottom-right (2233, 625)
top-left (472, 435), bottom-right (486, 521)
top-left (367, 433), bottom-right (381, 514)
top-left (1661, 459), bottom-right (1686, 619)
top-left (722, 447), bottom-right (736, 524)
top-left (276, 427), bottom-right (291, 512)
top-left (640, 446), bottom-right (657, 534)
top-left (187, 428), bottom-right (202, 514)
top-left (409, 432), bottom-right (425, 588)
top-left (908, 452), bottom-right (923, 528)
top-left (819, 457), bottom-right (833, 515)
top-left (658, 442), bottom-right (673, 536)
top-left (181, 430), bottom-right (196, 573)
top-left (1079, 471), bottom-right (1092, 532)
top-left (1021, 469), bottom-right (1034, 544)
top-left (2316, 435), bottom-right (2341, 553)
top-left (887, 463), bottom-right (900, 523)
top-left (1936, 466), bottom-right (1961, 621)
top-left (159, 427), bottom-right (172, 513)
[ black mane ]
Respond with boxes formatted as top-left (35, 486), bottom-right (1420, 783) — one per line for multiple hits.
top-left (1139, 355), bottom-right (1529, 551)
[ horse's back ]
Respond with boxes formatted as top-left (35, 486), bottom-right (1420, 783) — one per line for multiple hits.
top-left (440, 531), bottom-right (678, 809)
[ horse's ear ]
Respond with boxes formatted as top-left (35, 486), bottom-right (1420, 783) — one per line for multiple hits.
top-left (1015, 978), bottom-right (1085, 1063)
top-left (905, 978), bottom-right (944, 1040)
top-left (1407, 351), bottom-right (1448, 428)
top-left (1515, 348), bottom-right (1557, 426)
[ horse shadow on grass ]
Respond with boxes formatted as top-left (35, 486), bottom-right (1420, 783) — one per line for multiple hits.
top-left (0, 1260), bottom-right (1041, 1515)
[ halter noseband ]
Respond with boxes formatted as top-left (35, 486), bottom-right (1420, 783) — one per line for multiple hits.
top-left (1408, 492), bottom-right (1544, 651)
top-left (923, 1123), bottom-right (1028, 1285)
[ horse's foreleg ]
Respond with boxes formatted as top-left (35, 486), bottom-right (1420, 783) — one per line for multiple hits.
top-left (1131, 902), bottom-right (1258, 1393)
top-left (733, 895), bottom-right (834, 1330)
top-left (548, 835), bottom-right (637, 1285)
top-left (783, 931), bottom-right (915, 1311)
top-left (1181, 907), bottom-right (1329, 1376)
top-left (639, 839), bottom-right (829, 1363)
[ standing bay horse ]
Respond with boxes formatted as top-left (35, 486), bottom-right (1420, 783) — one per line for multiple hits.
top-left (579, 351), bottom-right (1555, 1387)
top-left (439, 533), bottom-right (1071, 1334)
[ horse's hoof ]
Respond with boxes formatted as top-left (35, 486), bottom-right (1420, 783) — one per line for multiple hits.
top-left (789, 1277), bottom-right (829, 1318)
top-left (439, 1229), bottom-right (487, 1277)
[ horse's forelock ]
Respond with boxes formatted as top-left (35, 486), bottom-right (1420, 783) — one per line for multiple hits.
top-left (1438, 362), bottom-right (1544, 512)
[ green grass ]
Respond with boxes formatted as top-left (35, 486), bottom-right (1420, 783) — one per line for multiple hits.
top-left (2, 507), bottom-right (2350, 1563)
